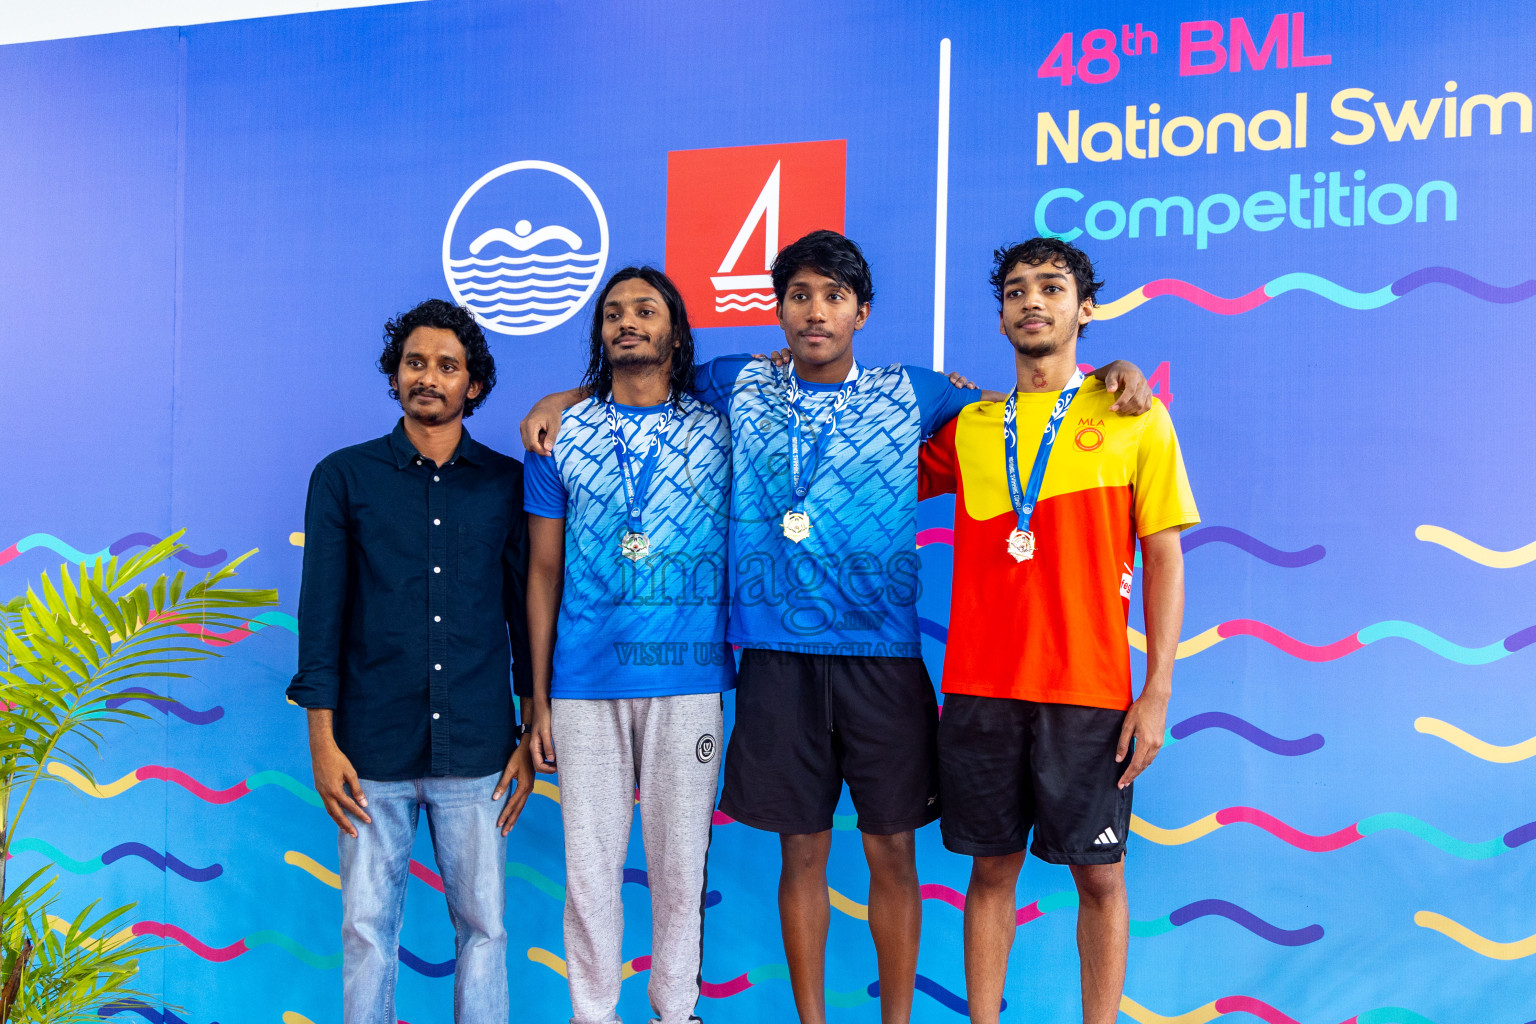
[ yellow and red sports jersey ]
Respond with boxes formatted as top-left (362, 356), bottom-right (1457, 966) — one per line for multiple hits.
top-left (920, 378), bottom-right (1199, 710)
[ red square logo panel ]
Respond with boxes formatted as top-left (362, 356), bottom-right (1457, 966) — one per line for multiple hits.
top-left (665, 140), bottom-right (846, 328)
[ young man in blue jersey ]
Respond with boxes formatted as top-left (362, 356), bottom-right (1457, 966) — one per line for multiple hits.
top-left (523, 267), bottom-right (734, 1024)
top-left (522, 232), bottom-right (1151, 1024)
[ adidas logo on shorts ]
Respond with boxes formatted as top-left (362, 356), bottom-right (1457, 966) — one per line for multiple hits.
top-left (1092, 827), bottom-right (1119, 846)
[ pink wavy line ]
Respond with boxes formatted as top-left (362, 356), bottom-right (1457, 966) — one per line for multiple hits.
top-left (712, 810), bottom-right (736, 825)
top-left (918, 883), bottom-right (966, 911)
top-left (1216, 620), bottom-right (1365, 661)
top-left (1142, 279), bottom-right (1270, 315)
top-left (915, 528), bottom-right (954, 549)
top-left (1215, 807), bottom-right (1364, 852)
top-left (132, 921), bottom-right (246, 962)
top-left (701, 972), bottom-right (754, 998)
top-left (1212, 995), bottom-right (1304, 1023)
top-left (135, 765), bottom-right (251, 804)
top-left (410, 860), bottom-right (444, 892)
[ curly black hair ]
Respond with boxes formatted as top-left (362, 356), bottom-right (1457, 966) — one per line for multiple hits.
top-left (580, 267), bottom-right (697, 407)
top-left (770, 229), bottom-right (875, 307)
top-left (989, 237), bottom-right (1104, 337)
top-left (378, 299), bottom-right (496, 417)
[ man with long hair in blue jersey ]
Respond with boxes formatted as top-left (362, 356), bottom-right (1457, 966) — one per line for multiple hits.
top-left (522, 233), bottom-right (1152, 1024)
top-left (524, 267), bottom-right (734, 1024)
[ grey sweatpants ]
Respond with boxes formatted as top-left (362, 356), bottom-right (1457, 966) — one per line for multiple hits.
top-left (552, 694), bottom-right (723, 1024)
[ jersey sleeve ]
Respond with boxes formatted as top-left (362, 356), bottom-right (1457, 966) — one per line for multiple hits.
top-left (919, 417), bottom-right (960, 500)
top-left (907, 365), bottom-right (983, 437)
top-left (522, 450), bottom-right (568, 519)
top-left (1131, 402), bottom-right (1201, 537)
top-left (692, 355), bottom-right (755, 416)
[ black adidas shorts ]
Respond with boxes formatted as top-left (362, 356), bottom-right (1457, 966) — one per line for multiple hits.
top-left (937, 694), bottom-right (1133, 864)
top-left (719, 649), bottom-right (940, 835)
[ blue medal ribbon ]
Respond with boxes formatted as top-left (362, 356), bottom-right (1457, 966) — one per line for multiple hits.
top-left (1003, 368), bottom-right (1086, 539)
top-left (606, 396), bottom-right (679, 538)
top-left (785, 364), bottom-right (860, 515)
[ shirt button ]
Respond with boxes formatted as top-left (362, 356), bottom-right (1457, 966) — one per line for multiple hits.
top-left (434, 615), bottom-right (441, 622)
top-left (433, 475), bottom-right (440, 482)
top-left (433, 566), bottom-right (441, 573)
top-left (432, 712), bottom-right (440, 720)
top-left (416, 458), bottom-right (422, 465)
top-left (435, 663), bottom-right (442, 671)
top-left (433, 518), bottom-right (441, 526)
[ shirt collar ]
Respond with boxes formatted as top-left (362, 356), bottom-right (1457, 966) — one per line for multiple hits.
top-left (388, 418), bottom-right (484, 469)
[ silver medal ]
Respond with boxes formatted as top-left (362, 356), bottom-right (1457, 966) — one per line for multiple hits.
top-left (620, 531), bottom-right (651, 561)
top-left (1006, 528), bottom-right (1036, 563)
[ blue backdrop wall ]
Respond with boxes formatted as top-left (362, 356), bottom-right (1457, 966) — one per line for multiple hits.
top-left (3, 2), bottom-right (1533, 1022)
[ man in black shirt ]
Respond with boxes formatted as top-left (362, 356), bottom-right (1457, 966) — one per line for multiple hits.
top-left (288, 299), bottom-right (534, 1024)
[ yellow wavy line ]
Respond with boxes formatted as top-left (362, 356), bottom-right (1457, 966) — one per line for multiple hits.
top-left (289, 532), bottom-right (305, 547)
top-left (1130, 813), bottom-right (1222, 845)
top-left (829, 886), bottom-right (870, 921)
top-left (46, 914), bottom-right (136, 951)
top-left (528, 945), bottom-right (568, 976)
top-left (1414, 717), bottom-right (1536, 764)
top-left (47, 762), bottom-right (141, 798)
top-left (285, 850), bottom-right (340, 889)
top-left (1119, 995), bottom-right (1222, 1024)
top-left (1094, 287), bottom-right (1150, 322)
top-left (534, 779), bottom-right (561, 803)
top-left (1415, 525), bottom-right (1536, 568)
top-left (282, 1014), bottom-right (318, 1024)
top-left (1415, 911), bottom-right (1536, 960)
top-left (1126, 625), bottom-right (1225, 659)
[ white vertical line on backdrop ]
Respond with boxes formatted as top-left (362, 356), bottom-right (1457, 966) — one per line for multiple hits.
top-left (933, 37), bottom-right (952, 371)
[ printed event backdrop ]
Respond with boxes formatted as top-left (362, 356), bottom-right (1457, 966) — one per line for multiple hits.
top-left (2, 1), bottom-right (1533, 1022)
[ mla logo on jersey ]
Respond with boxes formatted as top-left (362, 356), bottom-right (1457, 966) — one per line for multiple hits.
top-left (442, 160), bottom-right (609, 336)
top-left (665, 140), bottom-right (846, 328)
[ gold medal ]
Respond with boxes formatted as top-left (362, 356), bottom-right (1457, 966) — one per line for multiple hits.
top-left (1006, 528), bottom-right (1035, 563)
top-left (781, 510), bottom-right (811, 543)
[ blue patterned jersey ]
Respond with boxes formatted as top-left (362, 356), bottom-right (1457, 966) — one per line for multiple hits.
top-left (523, 395), bottom-right (735, 698)
top-left (695, 356), bottom-right (977, 656)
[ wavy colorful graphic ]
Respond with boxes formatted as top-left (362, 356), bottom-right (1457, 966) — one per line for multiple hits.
top-left (1119, 993), bottom-right (1441, 1024)
top-left (104, 689), bottom-right (224, 725)
top-left (1134, 806), bottom-right (1536, 859)
top-left (98, 1002), bottom-right (197, 1024)
top-left (0, 532), bottom-right (227, 569)
top-left (1415, 524), bottom-right (1536, 568)
top-left (1126, 618), bottom-right (1535, 664)
top-left (1094, 267), bottom-right (1536, 321)
top-left (916, 525), bottom-right (1324, 568)
top-left (165, 610), bottom-right (298, 647)
top-left (911, 885), bottom-right (1319, 945)
top-left (9, 837), bottom-right (221, 882)
top-left (1164, 712), bottom-right (1324, 756)
top-left (49, 762), bottom-right (323, 808)
top-left (1414, 911), bottom-right (1536, 960)
top-left (526, 947), bottom-right (994, 1014)
top-left (1414, 717), bottom-right (1536, 763)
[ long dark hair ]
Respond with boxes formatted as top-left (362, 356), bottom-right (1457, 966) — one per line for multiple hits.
top-left (579, 266), bottom-right (697, 406)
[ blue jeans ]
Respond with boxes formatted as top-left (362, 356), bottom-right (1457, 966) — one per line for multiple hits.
top-left (338, 773), bottom-right (507, 1024)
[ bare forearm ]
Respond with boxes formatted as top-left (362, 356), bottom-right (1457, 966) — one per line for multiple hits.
top-left (527, 566), bottom-right (562, 703)
top-left (543, 387), bottom-right (588, 411)
top-left (306, 709), bottom-right (338, 750)
top-left (1140, 541), bottom-right (1184, 697)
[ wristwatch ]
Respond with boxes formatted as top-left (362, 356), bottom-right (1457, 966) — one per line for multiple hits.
top-left (518, 721), bottom-right (534, 737)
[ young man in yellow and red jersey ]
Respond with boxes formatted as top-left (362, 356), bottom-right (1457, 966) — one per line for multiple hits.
top-left (918, 237), bottom-right (1199, 1024)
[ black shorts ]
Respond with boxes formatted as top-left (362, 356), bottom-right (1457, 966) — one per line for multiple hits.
top-left (719, 649), bottom-right (940, 835)
top-left (938, 694), bottom-right (1132, 864)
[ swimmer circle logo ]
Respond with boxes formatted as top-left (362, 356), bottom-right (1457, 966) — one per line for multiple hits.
top-left (442, 160), bottom-right (610, 336)
top-left (696, 734), bottom-right (717, 763)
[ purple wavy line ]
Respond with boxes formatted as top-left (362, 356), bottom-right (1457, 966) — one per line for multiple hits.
top-left (100, 842), bottom-right (223, 882)
top-left (98, 1003), bottom-right (197, 1024)
top-left (1503, 821), bottom-right (1536, 849)
top-left (1504, 625), bottom-right (1536, 653)
top-left (108, 533), bottom-right (227, 568)
top-left (918, 617), bottom-right (949, 643)
top-left (1181, 527), bottom-right (1325, 567)
top-left (1391, 267), bottom-right (1536, 303)
top-left (1170, 712), bottom-right (1324, 755)
top-left (624, 867), bottom-right (722, 908)
top-left (105, 692), bottom-right (225, 725)
top-left (1168, 899), bottom-right (1323, 946)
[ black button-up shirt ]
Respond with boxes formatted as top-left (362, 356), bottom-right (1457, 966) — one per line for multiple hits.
top-left (287, 419), bottom-right (532, 781)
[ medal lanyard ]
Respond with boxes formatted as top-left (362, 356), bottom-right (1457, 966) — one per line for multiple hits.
top-left (606, 397), bottom-right (678, 535)
top-left (1004, 368), bottom-right (1085, 535)
top-left (785, 364), bottom-right (859, 515)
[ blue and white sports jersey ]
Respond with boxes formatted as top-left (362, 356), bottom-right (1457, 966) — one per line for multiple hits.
top-left (695, 355), bottom-right (977, 656)
top-left (524, 394), bottom-right (735, 698)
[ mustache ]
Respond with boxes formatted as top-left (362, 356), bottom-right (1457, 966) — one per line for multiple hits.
top-left (409, 386), bottom-right (445, 399)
